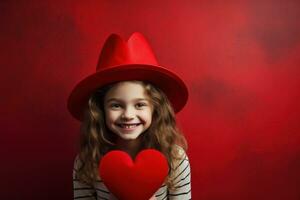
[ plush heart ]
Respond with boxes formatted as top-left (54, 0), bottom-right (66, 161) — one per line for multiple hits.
top-left (99, 149), bottom-right (169, 200)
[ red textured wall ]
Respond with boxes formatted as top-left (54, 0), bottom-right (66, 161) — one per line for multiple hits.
top-left (1, 1), bottom-right (300, 199)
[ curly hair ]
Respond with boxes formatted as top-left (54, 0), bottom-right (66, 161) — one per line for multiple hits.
top-left (76, 80), bottom-right (188, 190)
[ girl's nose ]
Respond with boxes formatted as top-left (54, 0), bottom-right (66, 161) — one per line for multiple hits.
top-left (121, 107), bottom-right (135, 120)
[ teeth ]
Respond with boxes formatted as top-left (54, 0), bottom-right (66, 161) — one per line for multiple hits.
top-left (119, 124), bottom-right (140, 128)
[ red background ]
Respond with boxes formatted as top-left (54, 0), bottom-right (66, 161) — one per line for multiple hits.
top-left (1, 1), bottom-right (300, 199)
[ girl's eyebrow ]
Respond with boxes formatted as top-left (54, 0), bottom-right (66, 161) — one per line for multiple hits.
top-left (106, 98), bottom-right (149, 103)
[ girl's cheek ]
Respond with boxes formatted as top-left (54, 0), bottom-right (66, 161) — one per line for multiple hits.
top-left (104, 110), bottom-right (117, 121)
top-left (115, 111), bottom-right (126, 120)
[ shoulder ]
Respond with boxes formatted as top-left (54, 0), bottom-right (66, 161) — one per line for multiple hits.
top-left (73, 154), bottom-right (81, 177)
top-left (73, 154), bottom-right (81, 169)
top-left (171, 144), bottom-right (191, 177)
top-left (169, 145), bottom-right (191, 195)
top-left (73, 154), bottom-right (102, 182)
top-left (73, 154), bottom-right (85, 175)
top-left (174, 145), bottom-right (189, 161)
top-left (172, 145), bottom-right (190, 172)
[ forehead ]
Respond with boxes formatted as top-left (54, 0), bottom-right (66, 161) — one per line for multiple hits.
top-left (104, 81), bottom-right (149, 102)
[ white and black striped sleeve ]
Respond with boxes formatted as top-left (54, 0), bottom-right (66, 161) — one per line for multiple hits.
top-left (168, 148), bottom-right (191, 199)
top-left (73, 155), bottom-right (97, 200)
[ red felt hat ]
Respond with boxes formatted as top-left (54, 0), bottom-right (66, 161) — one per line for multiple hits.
top-left (67, 32), bottom-right (188, 121)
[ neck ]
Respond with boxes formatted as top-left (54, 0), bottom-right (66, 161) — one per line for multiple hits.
top-left (115, 137), bottom-right (143, 160)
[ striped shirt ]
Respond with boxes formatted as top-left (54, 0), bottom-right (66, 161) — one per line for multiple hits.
top-left (73, 146), bottom-right (191, 200)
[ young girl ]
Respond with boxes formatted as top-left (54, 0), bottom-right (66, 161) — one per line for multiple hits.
top-left (69, 32), bottom-right (191, 200)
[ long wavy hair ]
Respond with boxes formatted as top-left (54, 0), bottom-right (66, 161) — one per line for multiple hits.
top-left (76, 80), bottom-right (188, 190)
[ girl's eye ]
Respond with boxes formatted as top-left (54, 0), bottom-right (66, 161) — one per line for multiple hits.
top-left (136, 103), bottom-right (147, 108)
top-left (110, 104), bottom-right (121, 108)
top-left (109, 103), bottom-right (147, 109)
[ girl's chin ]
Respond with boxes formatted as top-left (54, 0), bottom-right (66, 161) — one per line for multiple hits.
top-left (117, 132), bottom-right (144, 141)
top-left (119, 134), bottom-right (140, 140)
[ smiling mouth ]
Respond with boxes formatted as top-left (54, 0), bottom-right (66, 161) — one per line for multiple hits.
top-left (117, 123), bottom-right (142, 128)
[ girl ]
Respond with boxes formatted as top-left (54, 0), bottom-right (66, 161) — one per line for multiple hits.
top-left (69, 32), bottom-right (191, 200)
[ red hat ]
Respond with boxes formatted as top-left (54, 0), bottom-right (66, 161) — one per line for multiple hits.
top-left (67, 32), bottom-right (188, 121)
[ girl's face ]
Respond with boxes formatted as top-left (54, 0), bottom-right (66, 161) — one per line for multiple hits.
top-left (103, 81), bottom-right (153, 141)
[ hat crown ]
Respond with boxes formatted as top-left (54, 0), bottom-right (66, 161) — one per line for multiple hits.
top-left (97, 32), bottom-right (158, 70)
top-left (67, 32), bottom-right (189, 121)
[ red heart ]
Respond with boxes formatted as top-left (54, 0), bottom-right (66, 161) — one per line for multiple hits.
top-left (99, 149), bottom-right (169, 200)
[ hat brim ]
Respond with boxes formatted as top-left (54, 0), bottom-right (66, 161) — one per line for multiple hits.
top-left (67, 64), bottom-right (188, 121)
